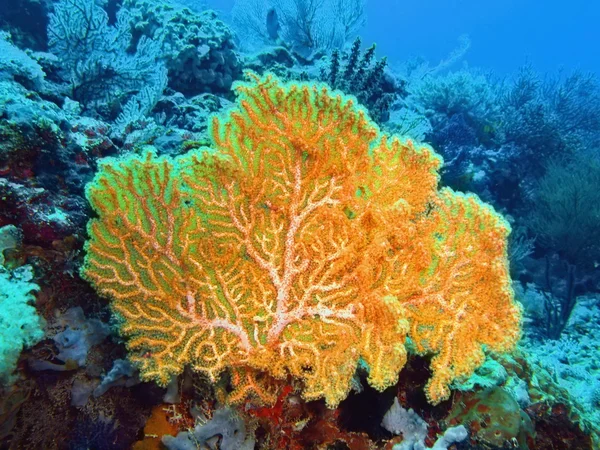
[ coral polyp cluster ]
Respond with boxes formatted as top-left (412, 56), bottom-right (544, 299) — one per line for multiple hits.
top-left (82, 73), bottom-right (521, 407)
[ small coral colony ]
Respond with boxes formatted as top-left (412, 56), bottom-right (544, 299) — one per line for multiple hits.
top-left (1, 0), bottom-right (599, 449)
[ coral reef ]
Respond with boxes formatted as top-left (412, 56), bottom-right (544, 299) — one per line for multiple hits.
top-left (0, 31), bottom-right (45, 88)
top-left (528, 155), bottom-right (600, 268)
top-left (48, 0), bottom-right (167, 121)
top-left (0, 264), bottom-right (44, 384)
top-left (163, 406), bottom-right (255, 450)
top-left (124, 0), bottom-right (242, 97)
top-left (382, 397), bottom-right (468, 449)
top-left (0, 0), bottom-right (599, 447)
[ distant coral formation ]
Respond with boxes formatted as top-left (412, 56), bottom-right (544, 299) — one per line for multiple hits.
top-left (321, 37), bottom-right (397, 123)
top-left (232, 0), bottom-right (365, 55)
top-left (124, 0), bottom-right (242, 96)
top-left (48, 0), bottom-right (167, 120)
top-left (82, 73), bottom-right (521, 407)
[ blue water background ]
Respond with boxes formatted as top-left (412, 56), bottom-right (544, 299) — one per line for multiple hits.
top-left (208, 0), bottom-right (600, 75)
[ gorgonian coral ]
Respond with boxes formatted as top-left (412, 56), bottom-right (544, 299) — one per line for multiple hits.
top-left (82, 73), bottom-right (521, 406)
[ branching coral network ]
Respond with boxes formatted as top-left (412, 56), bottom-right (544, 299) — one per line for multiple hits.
top-left (82, 72), bottom-right (521, 407)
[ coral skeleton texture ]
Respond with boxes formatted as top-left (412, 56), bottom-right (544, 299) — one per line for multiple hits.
top-left (82, 73), bottom-right (521, 406)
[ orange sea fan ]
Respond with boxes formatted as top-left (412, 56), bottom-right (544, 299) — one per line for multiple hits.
top-left (82, 72), bottom-right (520, 407)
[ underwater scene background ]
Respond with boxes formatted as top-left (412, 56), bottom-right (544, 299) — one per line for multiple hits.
top-left (0, 0), bottom-right (599, 449)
